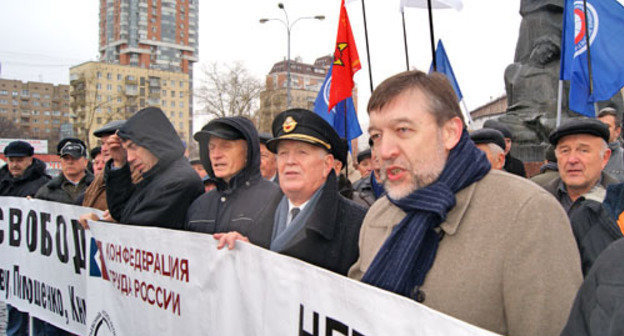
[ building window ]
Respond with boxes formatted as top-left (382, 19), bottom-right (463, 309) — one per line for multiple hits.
top-left (179, 112), bottom-right (183, 118)
top-left (44, 111), bottom-right (50, 116)
top-left (21, 90), bottom-right (29, 96)
top-left (0, 90), bottom-right (7, 95)
top-left (179, 91), bottom-right (183, 98)
top-left (12, 100), bottom-right (18, 106)
top-left (97, 72), bottom-right (102, 78)
top-left (170, 101), bottom-right (175, 107)
top-left (171, 91), bottom-right (175, 98)
top-left (117, 74), bottom-right (122, 80)
top-left (97, 117), bottom-right (102, 124)
top-left (107, 84), bottom-right (112, 91)
top-left (0, 99), bottom-right (7, 104)
top-left (12, 91), bottom-right (18, 96)
top-left (179, 102), bottom-right (184, 108)
top-left (107, 73), bottom-right (112, 80)
top-left (162, 89), bottom-right (167, 95)
top-left (179, 81), bottom-right (184, 88)
top-left (96, 83), bottom-right (102, 90)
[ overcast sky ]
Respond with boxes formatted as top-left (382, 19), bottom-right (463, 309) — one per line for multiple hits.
top-left (0, 0), bottom-right (521, 132)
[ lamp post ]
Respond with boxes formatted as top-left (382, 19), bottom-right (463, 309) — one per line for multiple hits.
top-left (260, 3), bottom-right (324, 109)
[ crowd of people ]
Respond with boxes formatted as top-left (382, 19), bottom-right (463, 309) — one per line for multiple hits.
top-left (2, 69), bottom-right (624, 336)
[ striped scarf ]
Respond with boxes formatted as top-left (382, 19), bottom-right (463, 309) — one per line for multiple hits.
top-left (361, 130), bottom-right (490, 299)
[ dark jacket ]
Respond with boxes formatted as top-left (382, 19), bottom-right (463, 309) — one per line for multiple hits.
top-left (504, 154), bottom-right (526, 177)
top-left (35, 170), bottom-right (94, 204)
top-left (185, 117), bottom-right (282, 248)
top-left (273, 171), bottom-right (366, 276)
top-left (351, 174), bottom-right (376, 207)
top-left (0, 158), bottom-right (50, 197)
top-left (105, 107), bottom-right (203, 229)
top-left (568, 199), bottom-right (623, 275)
top-left (561, 239), bottom-right (624, 336)
top-left (542, 172), bottom-right (619, 214)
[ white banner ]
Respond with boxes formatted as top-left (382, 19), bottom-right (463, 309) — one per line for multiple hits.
top-left (1, 197), bottom-right (499, 335)
top-left (0, 197), bottom-right (100, 334)
top-left (86, 221), bottom-right (499, 336)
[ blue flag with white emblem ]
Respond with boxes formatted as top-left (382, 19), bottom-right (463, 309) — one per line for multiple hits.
top-left (314, 65), bottom-right (362, 148)
top-left (429, 40), bottom-right (463, 101)
top-left (561, 0), bottom-right (624, 116)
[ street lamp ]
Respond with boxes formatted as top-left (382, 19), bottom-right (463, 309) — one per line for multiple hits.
top-left (260, 3), bottom-right (325, 108)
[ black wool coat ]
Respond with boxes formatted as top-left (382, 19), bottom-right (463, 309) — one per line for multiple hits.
top-left (273, 171), bottom-right (366, 276)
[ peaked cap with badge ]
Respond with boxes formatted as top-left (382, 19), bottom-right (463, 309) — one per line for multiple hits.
top-left (266, 108), bottom-right (345, 165)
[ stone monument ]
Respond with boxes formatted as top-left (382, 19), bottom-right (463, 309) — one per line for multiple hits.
top-left (501, 0), bottom-right (623, 161)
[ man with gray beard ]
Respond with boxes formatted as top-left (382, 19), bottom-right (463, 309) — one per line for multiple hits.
top-left (348, 70), bottom-right (582, 336)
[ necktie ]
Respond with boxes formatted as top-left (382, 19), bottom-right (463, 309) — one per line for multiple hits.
top-left (290, 207), bottom-right (300, 222)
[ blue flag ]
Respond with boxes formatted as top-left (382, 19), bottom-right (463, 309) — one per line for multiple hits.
top-left (561, 0), bottom-right (624, 116)
top-left (429, 40), bottom-right (463, 101)
top-left (314, 65), bottom-right (362, 148)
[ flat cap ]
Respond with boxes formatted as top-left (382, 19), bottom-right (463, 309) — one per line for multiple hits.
top-left (4, 140), bottom-right (34, 157)
top-left (266, 108), bottom-right (343, 165)
top-left (258, 132), bottom-right (272, 144)
top-left (194, 120), bottom-right (244, 142)
top-left (93, 120), bottom-right (126, 137)
top-left (57, 137), bottom-right (87, 158)
top-left (90, 146), bottom-right (102, 159)
top-left (548, 118), bottom-right (610, 145)
top-left (470, 128), bottom-right (506, 151)
top-left (357, 148), bottom-right (372, 163)
top-left (483, 120), bottom-right (513, 139)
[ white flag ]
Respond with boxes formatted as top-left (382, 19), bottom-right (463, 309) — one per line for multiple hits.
top-left (399, 0), bottom-right (463, 12)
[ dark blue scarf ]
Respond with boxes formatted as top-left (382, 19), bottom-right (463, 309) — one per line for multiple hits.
top-left (370, 172), bottom-right (385, 199)
top-left (361, 130), bottom-right (490, 299)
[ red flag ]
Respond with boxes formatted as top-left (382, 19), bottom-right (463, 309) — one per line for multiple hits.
top-left (329, 0), bottom-right (361, 112)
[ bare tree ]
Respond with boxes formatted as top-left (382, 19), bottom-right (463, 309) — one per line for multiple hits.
top-left (70, 72), bottom-right (125, 149)
top-left (0, 116), bottom-right (30, 138)
top-left (195, 62), bottom-right (263, 121)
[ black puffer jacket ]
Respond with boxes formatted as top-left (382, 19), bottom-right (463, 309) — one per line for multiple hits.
top-left (561, 239), bottom-right (624, 336)
top-left (105, 107), bottom-right (203, 229)
top-left (185, 117), bottom-right (282, 248)
top-left (0, 158), bottom-right (50, 197)
top-left (568, 200), bottom-right (623, 275)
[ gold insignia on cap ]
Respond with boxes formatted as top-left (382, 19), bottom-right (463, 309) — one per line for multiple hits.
top-left (283, 116), bottom-right (297, 133)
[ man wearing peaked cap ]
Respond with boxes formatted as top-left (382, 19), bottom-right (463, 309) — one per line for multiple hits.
top-left (35, 137), bottom-right (94, 204)
top-left (81, 119), bottom-right (144, 212)
top-left (483, 120), bottom-right (527, 177)
top-left (215, 109), bottom-right (366, 276)
top-left (470, 128), bottom-right (506, 170)
top-left (543, 118), bottom-right (618, 214)
top-left (185, 116), bottom-right (282, 248)
top-left (258, 132), bottom-right (278, 183)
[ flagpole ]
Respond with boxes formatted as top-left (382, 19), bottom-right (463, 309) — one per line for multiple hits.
top-left (556, 80), bottom-right (563, 126)
top-left (343, 99), bottom-right (349, 179)
top-left (427, 0), bottom-right (437, 71)
top-left (582, 0), bottom-right (597, 117)
top-left (360, 0), bottom-right (375, 92)
top-left (402, 11), bottom-right (410, 70)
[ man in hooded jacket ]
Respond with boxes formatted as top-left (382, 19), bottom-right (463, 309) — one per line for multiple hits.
top-left (185, 116), bottom-right (282, 248)
top-left (103, 106), bottom-right (203, 229)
